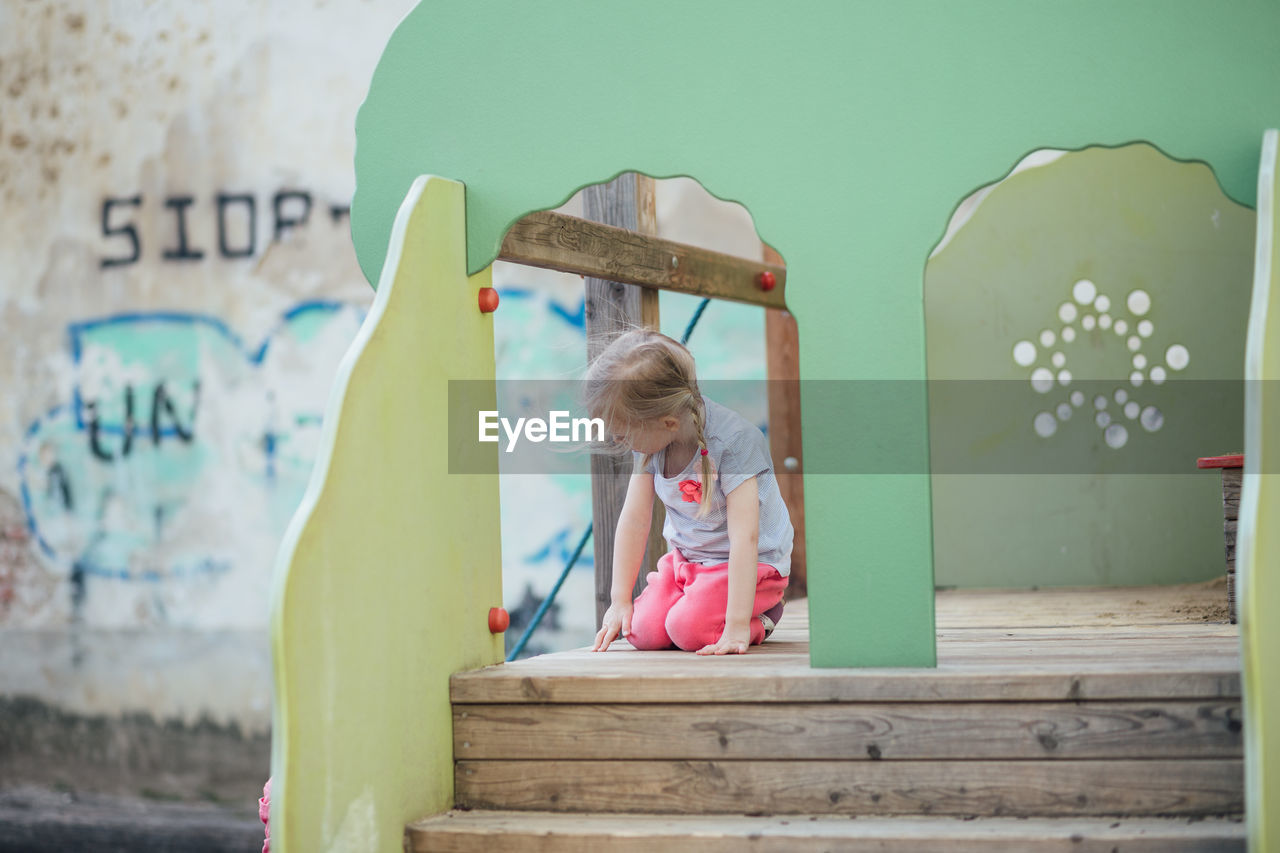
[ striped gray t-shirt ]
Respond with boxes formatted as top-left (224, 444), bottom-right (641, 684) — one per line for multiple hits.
top-left (635, 396), bottom-right (793, 577)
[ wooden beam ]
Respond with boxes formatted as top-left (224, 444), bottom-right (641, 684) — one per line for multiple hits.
top-left (501, 209), bottom-right (787, 309)
top-left (763, 244), bottom-right (806, 598)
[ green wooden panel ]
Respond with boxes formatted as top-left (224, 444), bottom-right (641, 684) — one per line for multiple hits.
top-left (1240, 128), bottom-right (1279, 853)
top-left (352, 2), bottom-right (1280, 668)
top-left (926, 144), bottom-right (1255, 587)
top-left (269, 176), bottom-right (503, 853)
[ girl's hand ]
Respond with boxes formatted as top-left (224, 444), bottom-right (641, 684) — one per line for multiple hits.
top-left (696, 623), bottom-right (752, 656)
top-left (592, 601), bottom-right (633, 651)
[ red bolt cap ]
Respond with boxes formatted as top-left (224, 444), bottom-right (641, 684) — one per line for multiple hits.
top-left (478, 287), bottom-right (500, 313)
top-left (759, 271), bottom-right (777, 291)
top-left (488, 607), bottom-right (510, 633)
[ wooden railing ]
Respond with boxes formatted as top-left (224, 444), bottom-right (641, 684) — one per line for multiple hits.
top-left (500, 209), bottom-right (788, 309)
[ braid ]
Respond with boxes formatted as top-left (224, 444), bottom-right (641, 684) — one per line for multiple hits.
top-left (688, 391), bottom-right (714, 518)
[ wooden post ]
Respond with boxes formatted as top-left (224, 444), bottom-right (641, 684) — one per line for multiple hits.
top-left (585, 174), bottom-right (664, 626)
top-left (764, 245), bottom-right (807, 598)
top-left (634, 178), bottom-right (668, 599)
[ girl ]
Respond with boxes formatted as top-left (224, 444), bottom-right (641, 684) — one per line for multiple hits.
top-left (586, 329), bottom-right (793, 655)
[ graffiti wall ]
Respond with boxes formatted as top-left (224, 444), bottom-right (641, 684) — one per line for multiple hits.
top-left (0, 0), bottom-right (414, 795)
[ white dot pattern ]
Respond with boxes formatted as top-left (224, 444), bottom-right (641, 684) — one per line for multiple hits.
top-left (1007, 278), bottom-right (1184, 449)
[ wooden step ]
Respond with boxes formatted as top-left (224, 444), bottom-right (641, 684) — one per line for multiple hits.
top-left (456, 758), bottom-right (1241, 817)
top-left (450, 625), bottom-right (1240, 704)
top-left (449, 590), bottom-right (1242, 820)
top-left (406, 811), bottom-right (1245, 852)
top-left (455, 700), bottom-right (1241, 760)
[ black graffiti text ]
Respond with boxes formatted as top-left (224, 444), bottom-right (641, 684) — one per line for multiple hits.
top-left (99, 190), bottom-right (352, 268)
top-left (85, 381), bottom-right (201, 462)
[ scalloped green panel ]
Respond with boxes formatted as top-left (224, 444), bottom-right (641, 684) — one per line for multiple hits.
top-left (352, 2), bottom-right (1280, 670)
top-left (927, 144), bottom-right (1255, 587)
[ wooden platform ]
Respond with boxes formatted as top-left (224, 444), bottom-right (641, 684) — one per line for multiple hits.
top-left (452, 583), bottom-right (1240, 704)
top-left (412, 584), bottom-right (1244, 851)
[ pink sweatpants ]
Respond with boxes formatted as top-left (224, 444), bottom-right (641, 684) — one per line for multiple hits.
top-left (628, 549), bottom-right (788, 651)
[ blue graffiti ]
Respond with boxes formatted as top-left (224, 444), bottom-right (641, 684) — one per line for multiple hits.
top-left (495, 287), bottom-right (586, 330)
top-left (18, 302), bottom-right (364, 584)
top-left (523, 525), bottom-right (595, 570)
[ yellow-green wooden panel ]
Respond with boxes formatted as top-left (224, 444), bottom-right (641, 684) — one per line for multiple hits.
top-left (268, 176), bottom-right (502, 853)
top-left (1241, 128), bottom-right (1279, 853)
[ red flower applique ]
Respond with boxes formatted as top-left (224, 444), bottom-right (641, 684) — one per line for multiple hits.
top-left (678, 478), bottom-right (702, 503)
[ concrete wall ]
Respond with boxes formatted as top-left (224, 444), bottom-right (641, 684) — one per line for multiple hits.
top-left (0, 0), bottom-right (414, 800)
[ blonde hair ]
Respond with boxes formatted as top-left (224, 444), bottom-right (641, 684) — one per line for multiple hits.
top-left (585, 328), bottom-right (714, 517)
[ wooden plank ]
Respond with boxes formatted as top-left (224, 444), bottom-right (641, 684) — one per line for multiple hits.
top-left (477, 636), bottom-right (1243, 662)
top-left (500, 210), bottom-right (787, 309)
top-left (934, 583), bottom-right (1233, 627)
top-left (763, 243), bottom-right (806, 597)
top-left (931, 637), bottom-right (1236, 655)
top-left (451, 662), bottom-right (1239, 705)
top-left (452, 588), bottom-right (1242, 703)
top-left (656, 586), bottom-right (1234, 633)
top-left (454, 700), bottom-right (1241, 761)
top-left (406, 812), bottom-right (1246, 853)
top-left (455, 758), bottom-right (1242, 817)
top-left (786, 591), bottom-right (1230, 632)
top-left (584, 174), bottom-right (659, 623)
top-left (936, 625), bottom-right (1240, 640)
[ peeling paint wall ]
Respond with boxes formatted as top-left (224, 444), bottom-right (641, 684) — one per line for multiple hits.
top-left (0, 0), bottom-right (416, 792)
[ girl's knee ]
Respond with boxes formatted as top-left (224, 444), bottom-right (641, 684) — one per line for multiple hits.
top-left (626, 619), bottom-right (672, 650)
top-left (627, 602), bottom-right (673, 650)
top-left (627, 630), bottom-right (672, 651)
top-left (665, 608), bottom-right (719, 652)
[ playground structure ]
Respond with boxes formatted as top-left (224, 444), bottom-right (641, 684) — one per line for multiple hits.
top-left (267, 4), bottom-right (1280, 851)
